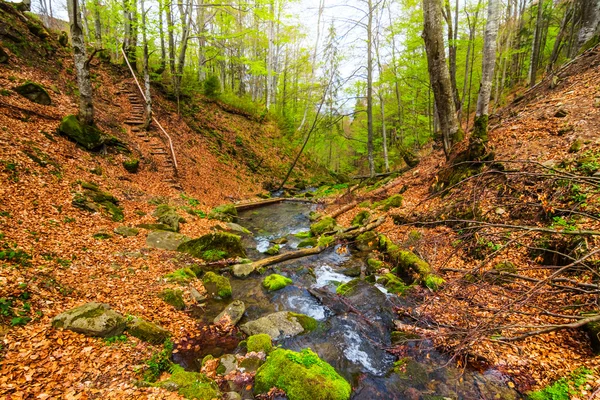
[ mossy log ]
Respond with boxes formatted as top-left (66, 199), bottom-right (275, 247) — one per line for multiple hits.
top-left (233, 198), bottom-right (317, 211)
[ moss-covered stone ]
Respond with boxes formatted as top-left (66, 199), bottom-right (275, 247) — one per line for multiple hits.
top-left (158, 289), bottom-right (185, 310)
top-left (177, 232), bottom-right (246, 260)
top-left (297, 237), bottom-right (318, 248)
top-left (424, 275), bottom-right (444, 290)
top-left (208, 203), bottom-right (238, 223)
top-left (351, 210), bottom-right (371, 226)
top-left (262, 274), bottom-right (292, 292)
top-left (157, 364), bottom-right (221, 400)
top-left (254, 348), bottom-right (351, 400)
top-left (378, 273), bottom-right (409, 295)
top-left (264, 244), bottom-right (280, 255)
top-left (153, 204), bottom-right (183, 232)
top-left (388, 248), bottom-right (431, 278)
top-left (569, 139), bottom-right (582, 153)
top-left (14, 81), bottom-right (51, 105)
top-left (52, 302), bottom-right (126, 338)
top-left (379, 194), bottom-right (403, 211)
top-left (355, 231), bottom-right (379, 251)
top-left (247, 334), bottom-right (273, 354)
top-left (126, 317), bottom-right (170, 344)
top-left (310, 216), bottom-right (337, 236)
top-left (366, 258), bottom-right (384, 275)
top-left (58, 115), bottom-right (104, 150)
top-left (114, 226), bottom-right (139, 237)
top-left (317, 235), bottom-right (335, 248)
top-left (335, 279), bottom-right (361, 296)
top-left (202, 272), bottom-right (232, 298)
top-left (164, 268), bottom-right (196, 284)
top-left (585, 318), bottom-right (600, 354)
top-left (288, 312), bottom-right (317, 332)
top-left (123, 158), bottom-right (139, 173)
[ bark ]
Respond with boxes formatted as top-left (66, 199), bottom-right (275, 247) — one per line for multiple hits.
top-left (422, 0), bottom-right (461, 158)
top-left (528, 0), bottom-right (545, 87)
top-left (93, 0), bottom-right (102, 47)
top-left (444, 0), bottom-right (460, 109)
top-left (67, 0), bottom-right (94, 125)
top-left (174, 0), bottom-right (192, 112)
top-left (367, 0), bottom-right (375, 177)
top-left (547, 3), bottom-right (573, 72)
top-left (165, 0), bottom-right (176, 82)
top-left (158, 0), bottom-right (166, 73)
top-left (196, 0), bottom-right (206, 81)
top-left (141, 0), bottom-right (152, 131)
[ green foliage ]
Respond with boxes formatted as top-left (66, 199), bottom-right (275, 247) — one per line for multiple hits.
top-left (122, 158), bottom-right (139, 173)
top-left (158, 289), bottom-right (186, 310)
top-left (528, 367), bottom-right (594, 400)
top-left (424, 275), bottom-right (444, 291)
top-left (164, 268), bottom-right (196, 284)
top-left (551, 216), bottom-right (577, 232)
top-left (263, 274), bottom-right (293, 291)
top-left (203, 75), bottom-right (221, 97)
top-left (104, 334), bottom-right (128, 345)
top-left (157, 364), bottom-right (220, 399)
top-left (201, 249), bottom-right (228, 261)
top-left (310, 216), bottom-right (337, 236)
top-left (144, 339), bottom-right (174, 382)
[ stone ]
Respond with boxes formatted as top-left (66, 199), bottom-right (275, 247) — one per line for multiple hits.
top-left (262, 274), bottom-right (292, 291)
top-left (158, 288), bottom-right (186, 310)
top-left (114, 226), bottom-right (139, 237)
top-left (58, 115), bottom-right (104, 150)
top-left (126, 317), bottom-right (170, 344)
top-left (157, 365), bottom-right (221, 399)
top-left (214, 300), bottom-right (245, 327)
top-left (52, 302), bottom-right (126, 338)
top-left (123, 158), bottom-right (139, 173)
top-left (270, 237), bottom-right (288, 244)
top-left (153, 204), bottom-right (183, 232)
top-left (232, 263), bottom-right (255, 278)
top-left (297, 237), bottom-right (318, 248)
top-left (223, 392), bottom-right (242, 400)
top-left (264, 244), bottom-right (280, 255)
top-left (254, 348), bottom-right (351, 400)
top-left (240, 311), bottom-right (315, 341)
top-left (554, 108), bottom-right (568, 118)
top-left (218, 354), bottom-right (238, 375)
top-left (355, 231), bottom-right (379, 252)
top-left (208, 204), bottom-right (238, 223)
top-left (177, 232), bottom-right (246, 260)
top-left (189, 286), bottom-right (207, 303)
top-left (246, 333), bottom-right (273, 354)
top-left (14, 82), bottom-right (51, 105)
top-left (216, 222), bottom-right (250, 234)
top-left (310, 216), bottom-right (337, 236)
top-left (146, 230), bottom-right (191, 251)
top-left (202, 272), bottom-right (232, 299)
top-left (238, 353), bottom-right (265, 373)
top-left (351, 210), bottom-right (371, 226)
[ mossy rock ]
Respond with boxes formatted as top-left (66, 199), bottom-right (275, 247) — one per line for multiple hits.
top-left (153, 204), bottom-right (183, 232)
top-left (264, 244), bottom-right (280, 255)
top-left (317, 235), bottom-right (335, 247)
top-left (240, 312), bottom-right (315, 340)
top-left (93, 231), bottom-right (112, 240)
top-left (379, 194), bottom-right (403, 211)
top-left (395, 359), bottom-right (429, 386)
top-left (202, 272), bottom-right (232, 299)
top-left (59, 115), bottom-right (104, 150)
top-left (247, 334), bottom-right (272, 354)
top-left (126, 317), bottom-right (170, 345)
top-left (208, 203), bottom-right (238, 223)
top-left (158, 289), bottom-right (185, 310)
top-left (177, 232), bottom-right (246, 260)
top-left (263, 274), bottom-right (292, 291)
top-left (377, 273), bottom-right (409, 295)
top-left (391, 331), bottom-right (420, 344)
top-left (310, 216), bottom-right (337, 236)
top-left (164, 268), bottom-right (196, 284)
top-left (254, 348), bottom-right (351, 400)
top-left (146, 230), bottom-right (191, 250)
top-left (51, 302), bottom-right (126, 338)
top-left (388, 248), bottom-right (431, 278)
top-left (139, 223), bottom-right (176, 232)
top-left (297, 237), bottom-right (318, 248)
top-left (355, 231), bottom-right (379, 252)
top-left (424, 275), bottom-right (444, 290)
top-left (336, 279), bottom-right (361, 296)
top-left (157, 364), bottom-right (221, 400)
top-left (58, 31), bottom-right (68, 46)
top-left (569, 139), bottom-right (582, 153)
top-left (123, 158), bottom-right (139, 173)
top-left (14, 81), bottom-right (51, 105)
top-left (366, 258), bottom-right (384, 275)
top-left (114, 226), bottom-right (139, 237)
top-left (351, 210), bottom-right (371, 226)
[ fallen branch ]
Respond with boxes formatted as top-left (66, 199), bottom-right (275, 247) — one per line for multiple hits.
top-left (234, 197), bottom-right (317, 211)
top-left (495, 313), bottom-right (600, 341)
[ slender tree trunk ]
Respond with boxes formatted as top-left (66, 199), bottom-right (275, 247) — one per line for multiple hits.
top-left (444, 0), bottom-right (460, 109)
top-left (471, 0), bottom-right (500, 159)
top-left (367, 0), bottom-right (375, 176)
top-left (141, 0), bottom-right (152, 131)
top-left (422, 0), bottom-right (461, 159)
top-left (166, 0), bottom-right (176, 85)
top-left (175, 0), bottom-right (192, 112)
top-left (158, 0), bottom-right (166, 73)
top-left (548, 4), bottom-right (573, 72)
top-left (79, 0), bottom-right (91, 42)
top-left (92, 0), bottom-right (102, 47)
top-left (67, 0), bottom-right (94, 125)
top-left (528, 0), bottom-right (545, 87)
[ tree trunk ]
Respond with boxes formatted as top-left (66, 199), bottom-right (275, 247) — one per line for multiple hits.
top-left (67, 0), bottom-right (94, 125)
top-left (165, 0), bottom-right (176, 85)
top-left (528, 0), bottom-right (545, 87)
top-left (444, 0), bottom-right (460, 109)
top-left (93, 0), bottom-right (102, 47)
top-left (158, 0), bottom-right (166, 73)
top-left (470, 0), bottom-right (500, 159)
top-left (422, 0), bottom-right (461, 159)
top-left (367, 0), bottom-right (375, 176)
top-left (140, 0), bottom-right (152, 131)
top-left (548, 3), bottom-right (573, 72)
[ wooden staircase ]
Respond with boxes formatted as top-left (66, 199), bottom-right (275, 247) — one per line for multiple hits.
top-left (118, 81), bottom-right (182, 191)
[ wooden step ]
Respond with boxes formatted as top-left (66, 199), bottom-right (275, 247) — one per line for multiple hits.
top-left (124, 120), bottom-right (144, 125)
top-left (131, 127), bottom-right (141, 132)
top-left (152, 151), bottom-right (167, 155)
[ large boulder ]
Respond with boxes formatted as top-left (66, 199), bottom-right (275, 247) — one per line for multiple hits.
top-left (177, 232), bottom-right (246, 261)
top-left (126, 317), bottom-right (170, 344)
top-left (213, 300), bottom-right (245, 327)
top-left (254, 348), bottom-right (351, 400)
top-left (240, 311), bottom-right (316, 341)
top-left (14, 82), bottom-right (51, 105)
top-left (146, 230), bottom-right (191, 251)
top-left (52, 302), bottom-right (126, 338)
top-left (355, 231), bottom-right (379, 252)
top-left (153, 204), bottom-right (184, 232)
top-left (208, 204), bottom-right (238, 223)
top-left (58, 115), bottom-right (104, 150)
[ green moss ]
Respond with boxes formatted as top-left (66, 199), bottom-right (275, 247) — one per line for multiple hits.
top-left (262, 274), bottom-right (293, 291)
top-left (265, 244), bottom-right (280, 255)
top-left (335, 279), bottom-right (361, 296)
top-left (201, 355), bottom-right (214, 366)
top-left (494, 261), bottom-right (516, 274)
top-left (310, 216), bottom-right (337, 236)
top-left (379, 194), bottom-right (403, 211)
top-left (424, 275), bottom-right (444, 291)
top-left (164, 268), bottom-right (196, 284)
top-left (366, 258), bottom-right (384, 274)
top-left (158, 365), bottom-right (221, 400)
top-left (378, 273), bottom-right (409, 295)
top-left (202, 272), bottom-right (232, 298)
top-left (297, 237), bottom-right (318, 248)
top-left (528, 367), bottom-right (595, 400)
top-left (144, 339), bottom-right (173, 382)
top-left (355, 231), bottom-right (379, 251)
top-left (208, 203), bottom-right (238, 222)
top-left (254, 348), bottom-right (351, 400)
top-left (289, 313), bottom-right (317, 332)
top-left (201, 249), bottom-right (228, 261)
top-left (102, 201), bottom-right (124, 222)
top-left (153, 204), bottom-right (183, 232)
top-left (123, 158), bottom-right (139, 173)
top-left (378, 234), bottom-right (394, 252)
top-left (14, 81), bottom-right (51, 105)
top-left (247, 333), bottom-right (273, 354)
top-left (158, 289), bottom-right (185, 310)
top-left (92, 232), bottom-right (112, 240)
top-left (317, 235), bottom-right (335, 247)
top-left (58, 115), bottom-right (104, 150)
top-left (294, 231), bottom-right (312, 239)
top-left (351, 210), bottom-right (371, 226)
top-left (388, 248), bottom-right (431, 278)
top-left (177, 232), bottom-right (246, 260)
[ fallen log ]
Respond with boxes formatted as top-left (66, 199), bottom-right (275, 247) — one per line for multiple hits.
top-left (234, 197), bottom-right (317, 211)
top-left (231, 216), bottom-right (386, 277)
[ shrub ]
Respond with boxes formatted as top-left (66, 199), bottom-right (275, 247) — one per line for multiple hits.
top-left (203, 75), bottom-right (221, 97)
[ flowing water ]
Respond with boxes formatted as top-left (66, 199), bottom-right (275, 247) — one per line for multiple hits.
top-left (175, 201), bottom-right (521, 399)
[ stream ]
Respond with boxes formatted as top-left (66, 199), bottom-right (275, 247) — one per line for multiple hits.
top-left (174, 201), bottom-right (521, 399)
